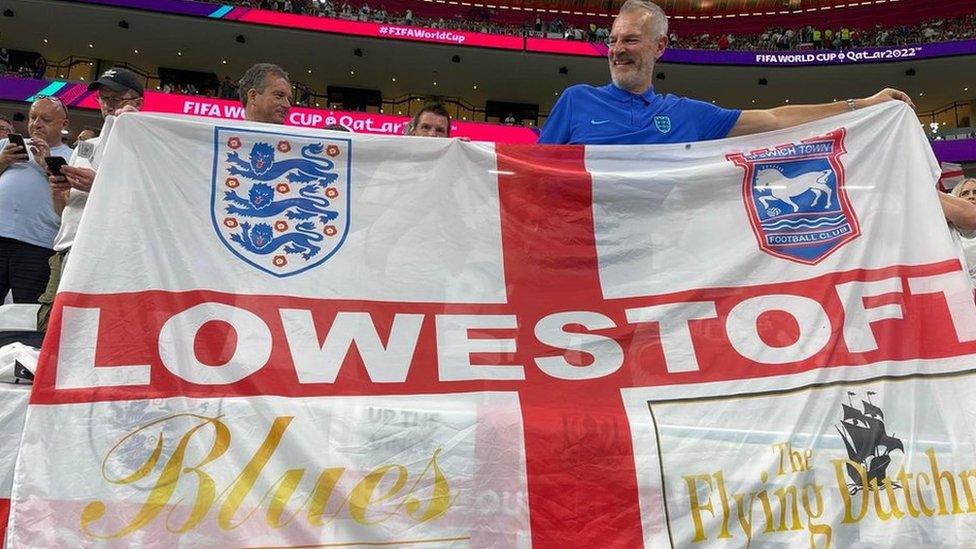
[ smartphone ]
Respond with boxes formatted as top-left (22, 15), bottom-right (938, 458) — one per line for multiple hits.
top-left (44, 156), bottom-right (67, 176)
top-left (7, 133), bottom-right (26, 150)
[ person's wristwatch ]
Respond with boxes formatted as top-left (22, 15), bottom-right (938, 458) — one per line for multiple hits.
top-left (846, 98), bottom-right (858, 111)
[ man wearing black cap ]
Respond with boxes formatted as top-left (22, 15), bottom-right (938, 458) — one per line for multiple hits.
top-left (89, 67), bottom-right (145, 120)
top-left (37, 67), bottom-right (144, 329)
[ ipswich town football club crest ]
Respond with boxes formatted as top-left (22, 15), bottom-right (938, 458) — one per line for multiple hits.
top-left (727, 128), bottom-right (859, 265)
top-left (211, 128), bottom-right (351, 277)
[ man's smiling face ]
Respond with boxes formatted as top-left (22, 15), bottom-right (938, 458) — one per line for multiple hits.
top-left (607, 8), bottom-right (667, 95)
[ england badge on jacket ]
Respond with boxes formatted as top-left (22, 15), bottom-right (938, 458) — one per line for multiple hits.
top-left (727, 129), bottom-right (860, 265)
top-left (211, 128), bottom-right (351, 276)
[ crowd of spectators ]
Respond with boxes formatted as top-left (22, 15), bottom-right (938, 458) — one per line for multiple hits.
top-left (670, 13), bottom-right (976, 51)
top-left (157, 76), bottom-right (313, 105)
top-left (207, 0), bottom-right (597, 39)
top-left (156, 74), bottom-right (240, 99)
top-left (204, 0), bottom-right (976, 50)
top-left (0, 49), bottom-right (47, 79)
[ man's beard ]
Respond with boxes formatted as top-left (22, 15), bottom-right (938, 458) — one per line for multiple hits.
top-left (610, 59), bottom-right (647, 92)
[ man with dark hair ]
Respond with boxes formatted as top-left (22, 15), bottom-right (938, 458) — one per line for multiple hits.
top-left (405, 102), bottom-right (451, 137)
top-left (37, 67), bottom-right (144, 328)
top-left (0, 114), bottom-right (13, 139)
top-left (238, 63), bottom-right (292, 124)
top-left (539, 0), bottom-right (912, 145)
top-left (0, 97), bottom-right (71, 303)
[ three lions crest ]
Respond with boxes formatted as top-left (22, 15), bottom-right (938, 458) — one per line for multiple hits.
top-left (212, 129), bottom-right (350, 276)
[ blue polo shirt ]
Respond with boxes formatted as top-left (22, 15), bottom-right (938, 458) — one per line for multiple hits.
top-left (0, 138), bottom-right (70, 249)
top-left (538, 83), bottom-right (741, 145)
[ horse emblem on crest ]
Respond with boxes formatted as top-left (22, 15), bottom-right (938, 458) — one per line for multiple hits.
top-left (212, 128), bottom-right (351, 276)
top-left (727, 128), bottom-right (859, 265)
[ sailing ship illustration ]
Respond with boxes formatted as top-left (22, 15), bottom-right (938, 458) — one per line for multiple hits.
top-left (835, 391), bottom-right (904, 494)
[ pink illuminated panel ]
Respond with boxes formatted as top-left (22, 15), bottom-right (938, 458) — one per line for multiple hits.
top-left (76, 90), bottom-right (538, 143)
top-left (238, 10), bottom-right (524, 50)
top-left (526, 37), bottom-right (608, 57)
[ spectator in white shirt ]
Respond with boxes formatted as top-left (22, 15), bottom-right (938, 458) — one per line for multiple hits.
top-left (38, 68), bottom-right (144, 329)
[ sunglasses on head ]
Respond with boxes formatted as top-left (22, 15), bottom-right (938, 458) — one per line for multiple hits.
top-left (33, 95), bottom-right (69, 117)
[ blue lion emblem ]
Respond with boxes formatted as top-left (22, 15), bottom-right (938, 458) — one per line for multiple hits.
top-left (230, 221), bottom-right (324, 260)
top-left (224, 142), bottom-right (339, 224)
top-left (213, 129), bottom-right (351, 277)
top-left (224, 182), bottom-right (338, 223)
top-left (227, 142), bottom-right (339, 186)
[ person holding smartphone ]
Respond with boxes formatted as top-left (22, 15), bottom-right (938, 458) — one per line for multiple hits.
top-left (37, 67), bottom-right (144, 329)
top-left (0, 96), bottom-right (71, 304)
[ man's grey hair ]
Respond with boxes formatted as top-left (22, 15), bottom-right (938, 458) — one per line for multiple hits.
top-left (619, 0), bottom-right (668, 39)
top-left (238, 63), bottom-right (290, 107)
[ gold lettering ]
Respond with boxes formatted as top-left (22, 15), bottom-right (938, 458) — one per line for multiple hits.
top-left (801, 483), bottom-right (831, 549)
top-left (772, 485), bottom-right (802, 532)
top-left (915, 471), bottom-right (935, 517)
top-left (348, 464), bottom-right (409, 525)
top-left (306, 468), bottom-right (348, 527)
top-left (712, 471), bottom-right (732, 539)
top-left (769, 442), bottom-right (812, 474)
top-left (772, 443), bottom-right (788, 476)
top-left (81, 414), bottom-right (453, 539)
top-left (756, 488), bottom-right (775, 533)
top-left (871, 478), bottom-right (904, 521)
top-left (81, 414), bottom-right (230, 539)
top-left (733, 492), bottom-right (756, 549)
top-left (265, 469), bottom-right (308, 528)
top-left (927, 448), bottom-right (964, 515)
top-left (218, 416), bottom-right (295, 529)
top-left (832, 459), bottom-right (868, 523)
top-left (683, 474), bottom-right (715, 542)
top-left (896, 467), bottom-right (920, 518)
top-left (404, 448), bottom-right (453, 522)
top-left (957, 469), bottom-right (976, 512)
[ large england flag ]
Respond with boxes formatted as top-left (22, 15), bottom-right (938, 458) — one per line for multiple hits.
top-left (8, 102), bottom-right (976, 548)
